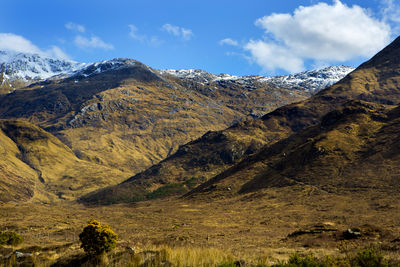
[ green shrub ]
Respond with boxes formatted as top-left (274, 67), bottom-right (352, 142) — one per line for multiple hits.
top-left (272, 253), bottom-right (322, 267)
top-left (287, 253), bottom-right (321, 267)
top-left (0, 231), bottom-right (23, 246)
top-left (353, 247), bottom-right (388, 267)
top-left (79, 219), bottom-right (118, 256)
top-left (272, 249), bottom-right (389, 267)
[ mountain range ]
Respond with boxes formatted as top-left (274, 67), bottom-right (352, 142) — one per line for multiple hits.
top-left (0, 49), bottom-right (353, 95)
top-left (81, 35), bottom-right (400, 205)
top-left (0, 50), bottom-right (353, 203)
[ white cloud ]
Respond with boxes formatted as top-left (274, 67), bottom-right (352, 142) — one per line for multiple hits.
top-left (74, 35), bottom-right (114, 50)
top-left (245, 40), bottom-right (304, 73)
top-left (128, 24), bottom-right (163, 46)
top-left (128, 24), bottom-right (145, 42)
top-left (181, 28), bottom-right (193, 41)
top-left (380, 0), bottom-right (400, 34)
top-left (162, 24), bottom-right (180, 36)
top-left (65, 22), bottom-right (86, 33)
top-left (162, 23), bottom-right (193, 41)
top-left (0, 33), bottom-right (70, 60)
top-left (0, 33), bottom-right (43, 54)
top-left (66, 23), bottom-right (113, 51)
top-left (245, 0), bottom-right (392, 73)
top-left (46, 46), bottom-right (70, 60)
top-left (219, 38), bottom-right (239, 46)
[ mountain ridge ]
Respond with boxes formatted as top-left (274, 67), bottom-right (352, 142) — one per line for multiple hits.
top-left (80, 35), bottom-right (400, 205)
top-left (0, 49), bottom-right (356, 203)
top-left (160, 65), bottom-right (354, 93)
top-left (0, 49), bottom-right (354, 96)
top-left (0, 50), bottom-right (86, 93)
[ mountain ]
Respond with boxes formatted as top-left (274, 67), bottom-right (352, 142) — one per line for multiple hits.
top-left (0, 49), bottom-right (353, 98)
top-left (0, 52), bottom-right (352, 203)
top-left (160, 65), bottom-right (354, 93)
top-left (80, 36), bottom-right (400, 205)
top-left (185, 35), bottom-right (400, 198)
top-left (159, 66), bottom-right (354, 118)
top-left (0, 50), bottom-right (86, 93)
top-left (184, 101), bottom-right (398, 199)
top-left (0, 119), bottom-right (129, 203)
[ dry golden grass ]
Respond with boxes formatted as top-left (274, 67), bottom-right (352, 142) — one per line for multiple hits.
top-left (0, 119), bottom-right (131, 203)
top-left (2, 186), bottom-right (400, 265)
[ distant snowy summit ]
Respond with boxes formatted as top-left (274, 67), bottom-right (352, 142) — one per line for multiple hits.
top-left (160, 65), bottom-right (355, 93)
top-left (262, 66), bottom-right (355, 93)
top-left (0, 50), bottom-right (86, 85)
top-left (0, 50), bottom-right (355, 94)
top-left (0, 53), bottom-right (154, 89)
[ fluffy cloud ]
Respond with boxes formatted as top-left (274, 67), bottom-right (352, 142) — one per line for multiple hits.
top-left (219, 38), bottom-right (239, 46)
top-left (74, 35), bottom-right (114, 50)
top-left (245, 40), bottom-right (304, 73)
top-left (0, 33), bottom-right (70, 60)
top-left (162, 24), bottom-right (193, 41)
top-left (65, 22), bottom-right (85, 33)
top-left (245, 0), bottom-right (391, 73)
top-left (0, 33), bottom-right (43, 54)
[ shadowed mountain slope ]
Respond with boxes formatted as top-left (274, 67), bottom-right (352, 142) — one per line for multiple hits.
top-left (80, 36), bottom-right (400, 205)
top-left (185, 100), bottom-right (400, 199)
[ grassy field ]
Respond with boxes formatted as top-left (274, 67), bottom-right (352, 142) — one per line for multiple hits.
top-left (2, 186), bottom-right (400, 265)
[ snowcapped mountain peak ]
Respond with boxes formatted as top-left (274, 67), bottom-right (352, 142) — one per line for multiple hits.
top-left (72, 58), bottom-right (136, 77)
top-left (70, 58), bottom-right (160, 79)
top-left (260, 65), bottom-right (355, 92)
top-left (0, 50), bottom-right (355, 95)
top-left (159, 69), bottom-right (215, 83)
top-left (0, 50), bottom-right (86, 83)
top-left (160, 65), bottom-right (355, 93)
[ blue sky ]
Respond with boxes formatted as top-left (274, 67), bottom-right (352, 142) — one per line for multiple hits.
top-left (0, 0), bottom-right (399, 76)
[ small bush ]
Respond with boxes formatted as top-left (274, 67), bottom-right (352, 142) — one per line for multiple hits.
top-left (0, 231), bottom-right (23, 246)
top-left (79, 219), bottom-right (118, 256)
top-left (353, 247), bottom-right (388, 267)
top-left (287, 253), bottom-right (321, 267)
top-left (273, 253), bottom-right (328, 267)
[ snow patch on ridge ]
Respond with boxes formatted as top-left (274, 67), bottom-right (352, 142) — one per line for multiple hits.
top-left (0, 50), bottom-right (87, 83)
top-left (160, 66), bottom-right (355, 93)
top-left (71, 58), bottom-right (141, 78)
top-left (0, 50), bottom-right (355, 95)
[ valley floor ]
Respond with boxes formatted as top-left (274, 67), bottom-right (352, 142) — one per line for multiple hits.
top-left (2, 186), bottom-right (400, 265)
